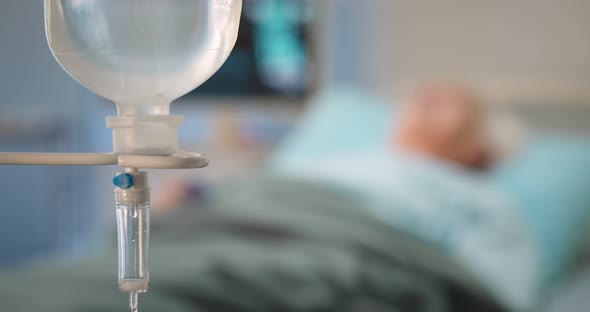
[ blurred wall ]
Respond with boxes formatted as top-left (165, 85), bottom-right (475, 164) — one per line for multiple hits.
top-left (318, 0), bottom-right (590, 106)
top-left (372, 0), bottom-right (590, 105)
top-left (317, 0), bottom-right (590, 135)
top-left (319, 0), bottom-right (382, 90)
top-left (0, 2), bottom-right (107, 264)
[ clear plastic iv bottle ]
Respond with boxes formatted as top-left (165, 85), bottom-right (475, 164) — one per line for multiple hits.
top-left (45, 0), bottom-right (242, 154)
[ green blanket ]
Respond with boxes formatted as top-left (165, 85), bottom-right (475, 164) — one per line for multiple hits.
top-left (0, 177), bottom-right (503, 312)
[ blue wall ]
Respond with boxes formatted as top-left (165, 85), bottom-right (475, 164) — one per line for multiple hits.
top-left (0, 2), bottom-right (110, 265)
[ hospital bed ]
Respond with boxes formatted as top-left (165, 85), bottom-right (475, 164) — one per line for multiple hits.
top-left (1, 87), bottom-right (590, 312)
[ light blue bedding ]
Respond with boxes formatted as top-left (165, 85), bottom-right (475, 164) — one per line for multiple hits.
top-left (269, 85), bottom-right (394, 170)
top-left (275, 148), bottom-right (540, 311)
top-left (491, 137), bottom-right (590, 286)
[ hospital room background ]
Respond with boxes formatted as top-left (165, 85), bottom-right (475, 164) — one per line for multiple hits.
top-left (1, 1), bottom-right (590, 311)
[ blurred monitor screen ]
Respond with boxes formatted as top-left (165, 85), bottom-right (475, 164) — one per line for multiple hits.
top-left (188, 0), bottom-right (314, 99)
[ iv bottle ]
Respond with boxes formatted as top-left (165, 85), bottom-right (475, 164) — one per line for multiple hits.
top-left (45, 0), bottom-right (242, 154)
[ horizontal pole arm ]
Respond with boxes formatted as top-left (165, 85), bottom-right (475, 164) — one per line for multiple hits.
top-left (0, 153), bottom-right (118, 166)
top-left (118, 152), bottom-right (209, 169)
top-left (0, 152), bottom-right (208, 169)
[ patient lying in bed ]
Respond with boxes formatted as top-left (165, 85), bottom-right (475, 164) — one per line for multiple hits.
top-left (1, 84), bottom-right (585, 312)
top-left (394, 83), bottom-right (492, 170)
top-left (276, 83), bottom-right (539, 311)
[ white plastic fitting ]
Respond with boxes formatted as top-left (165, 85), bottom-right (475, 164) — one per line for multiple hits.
top-left (107, 115), bottom-right (184, 155)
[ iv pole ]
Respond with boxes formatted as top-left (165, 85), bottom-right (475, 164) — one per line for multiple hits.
top-left (1, 0), bottom-right (242, 310)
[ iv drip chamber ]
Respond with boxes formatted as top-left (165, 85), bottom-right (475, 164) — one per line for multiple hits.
top-left (44, 0), bottom-right (242, 154)
top-left (114, 170), bottom-right (150, 293)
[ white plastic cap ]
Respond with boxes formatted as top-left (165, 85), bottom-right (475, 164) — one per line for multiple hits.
top-left (107, 115), bottom-right (184, 155)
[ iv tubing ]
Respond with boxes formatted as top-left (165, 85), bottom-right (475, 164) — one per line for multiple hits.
top-left (115, 169), bottom-right (150, 294)
top-left (130, 292), bottom-right (139, 312)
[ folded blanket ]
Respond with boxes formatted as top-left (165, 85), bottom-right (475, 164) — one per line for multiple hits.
top-left (275, 148), bottom-right (541, 312)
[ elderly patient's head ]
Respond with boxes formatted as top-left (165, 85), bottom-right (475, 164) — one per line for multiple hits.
top-left (394, 83), bottom-right (491, 170)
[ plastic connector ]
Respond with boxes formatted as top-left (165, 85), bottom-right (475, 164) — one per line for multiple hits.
top-left (107, 115), bottom-right (184, 155)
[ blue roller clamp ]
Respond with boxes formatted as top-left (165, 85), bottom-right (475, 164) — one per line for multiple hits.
top-left (113, 173), bottom-right (134, 189)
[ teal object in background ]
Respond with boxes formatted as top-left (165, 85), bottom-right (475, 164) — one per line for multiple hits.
top-left (251, 0), bottom-right (309, 94)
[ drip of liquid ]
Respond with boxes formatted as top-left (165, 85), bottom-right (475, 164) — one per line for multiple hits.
top-left (130, 291), bottom-right (139, 312)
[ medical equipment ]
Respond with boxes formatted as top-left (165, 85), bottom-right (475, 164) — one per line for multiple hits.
top-left (0, 0), bottom-right (242, 311)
